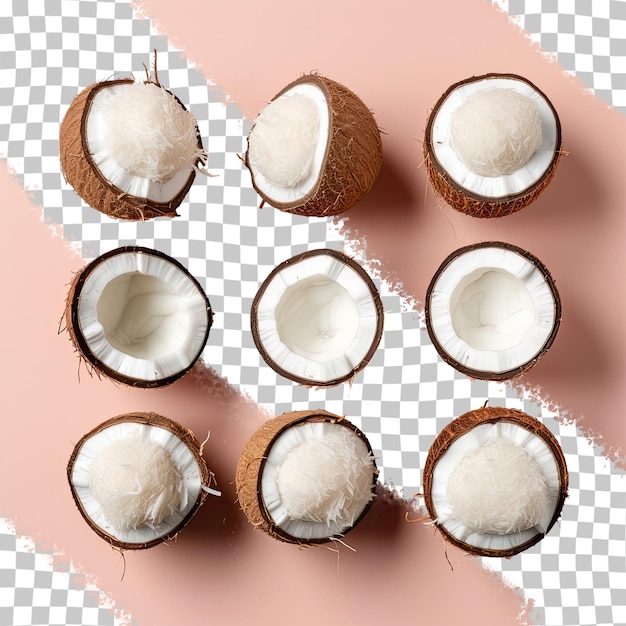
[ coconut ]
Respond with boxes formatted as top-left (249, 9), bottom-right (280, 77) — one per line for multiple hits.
top-left (64, 246), bottom-right (212, 388)
top-left (424, 73), bottom-right (562, 218)
top-left (67, 412), bottom-right (215, 550)
top-left (236, 410), bottom-right (378, 545)
top-left (422, 405), bottom-right (568, 558)
top-left (244, 73), bottom-right (383, 217)
top-left (59, 61), bottom-right (206, 221)
top-left (425, 241), bottom-right (561, 380)
top-left (250, 249), bottom-right (384, 387)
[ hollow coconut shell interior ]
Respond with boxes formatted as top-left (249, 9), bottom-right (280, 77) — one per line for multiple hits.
top-left (250, 248), bottom-right (385, 388)
top-left (423, 73), bottom-right (563, 218)
top-left (67, 412), bottom-right (211, 551)
top-left (235, 410), bottom-right (378, 545)
top-left (64, 245), bottom-right (213, 388)
top-left (424, 241), bottom-right (562, 381)
top-left (244, 73), bottom-right (383, 217)
top-left (59, 78), bottom-right (203, 221)
top-left (422, 406), bottom-right (568, 558)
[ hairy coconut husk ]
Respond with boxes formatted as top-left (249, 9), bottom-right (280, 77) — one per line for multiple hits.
top-left (423, 73), bottom-right (563, 219)
top-left (67, 412), bottom-right (211, 551)
top-left (244, 73), bottom-right (383, 217)
top-left (64, 246), bottom-right (212, 388)
top-left (59, 77), bottom-right (203, 221)
top-left (250, 248), bottom-right (385, 387)
top-left (235, 410), bottom-right (378, 545)
top-left (423, 405), bottom-right (568, 558)
top-left (424, 241), bottom-right (561, 381)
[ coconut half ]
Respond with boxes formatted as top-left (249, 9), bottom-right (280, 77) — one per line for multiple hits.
top-left (244, 73), bottom-right (383, 217)
top-left (424, 73), bottom-right (562, 218)
top-left (60, 73), bottom-right (206, 221)
top-left (67, 412), bottom-right (214, 550)
top-left (425, 241), bottom-right (561, 380)
top-left (65, 246), bottom-right (212, 388)
top-left (250, 249), bottom-right (384, 387)
top-left (236, 410), bottom-right (378, 545)
top-left (422, 405), bottom-right (568, 558)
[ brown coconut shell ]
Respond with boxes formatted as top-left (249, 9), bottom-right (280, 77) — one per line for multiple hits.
top-left (59, 78), bottom-right (203, 221)
top-left (67, 412), bottom-right (211, 551)
top-left (423, 73), bottom-right (563, 218)
top-left (235, 410), bottom-right (378, 545)
top-left (64, 246), bottom-right (212, 388)
top-left (250, 248), bottom-right (385, 387)
top-left (423, 405), bottom-right (568, 558)
top-left (244, 73), bottom-right (383, 217)
top-left (424, 241), bottom-right (561, 381)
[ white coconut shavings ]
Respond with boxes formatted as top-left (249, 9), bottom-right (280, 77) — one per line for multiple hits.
top-left (89, 434), bottom-right (186, 534)
top-left (275, 427), bottom-right (375, 527)
top-left (248, 92), bottom-right (320, 188)
top-left (446, 436), bottom-right (549, 535)
top-left (450, 88), bottom-right (543, 178)
top-left (99, 82), bottom-right (203, 183)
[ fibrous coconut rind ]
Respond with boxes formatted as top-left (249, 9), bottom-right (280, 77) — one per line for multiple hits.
top-left (423, 73), bottom-right (562, 219)
top-left (235, 410), bottom-right (378, 545)
top-left (59, 78), bottom-right (203, 221)
top-left (67, 412), bottom-right (211, 551)
top-left (245, 73), bottom-right (383, 217)
top-left (423, 406), bottom-right (568, 558)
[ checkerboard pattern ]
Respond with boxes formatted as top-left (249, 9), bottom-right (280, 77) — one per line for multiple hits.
top-left (0, 1), bottom-right (625, 625)
top-left (0, 520), bottom-right (130, 626)
top-left (492, 0), bottom-right (626, 114)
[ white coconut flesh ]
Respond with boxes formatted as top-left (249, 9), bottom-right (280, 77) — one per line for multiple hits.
top-left (430, 420), bottom-right (562, 552)
top-left (430, 78), bottom-right (558, 197)
top-left (255, 254), bottom-right (380, 384)
top-left (429, 246), bottom-right (557, 374)
top-left (87, 81), bottom-right (204, 202)
top-left (246, 83), bottom-right (329, 205)
top-left (77, 250), bottom-right (209, 382)
top-left (261, 421), bottom-right (376, 541)
top-left (70, 421), bottom-right (203, 544)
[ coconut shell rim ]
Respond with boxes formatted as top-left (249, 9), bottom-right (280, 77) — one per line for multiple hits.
top-left (424, 240), bottom-right (562, 381)
top-left (423, 73), bottom-right (562, 206)
top-left (63, 77), bottom-right (202, 220)
top-left (250, 248), bottom-right (385, 387)
top-left (422, 406), bottom-right (569, 558)
top-left (66, 245), bottom-right (213, 388)
top-left (66, 411), bottom-right (210, 551)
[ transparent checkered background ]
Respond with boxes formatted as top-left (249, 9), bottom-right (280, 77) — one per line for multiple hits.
top-left (0, 1), bottom-right (624, 625)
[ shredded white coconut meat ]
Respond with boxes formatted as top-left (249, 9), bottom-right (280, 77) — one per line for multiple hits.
top-left (99, 82), bottom-right (203, 183)
top-left (446, 436), bottom-right (549, 535)
top-left (450, 88), bottom-right (543, 177)
top-left (248, 92), bottom-right (321, 188)
top-left (89, 434), bottom-right (186, 533)
top-left (275, 427), bottom-right (374, 527)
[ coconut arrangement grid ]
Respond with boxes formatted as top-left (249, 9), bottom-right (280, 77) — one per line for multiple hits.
top-left (1, 1), bottom-right (626, 626)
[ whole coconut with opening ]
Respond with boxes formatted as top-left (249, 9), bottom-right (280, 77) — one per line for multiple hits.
top-left (236, 410), bottom-right (378, 545)
top-left (422, 405), bottom-right (568, 558)
top-left (250, 249), bottom-right (384, 387)
top-left (59, 59), bottom-right (207, 221)
top-left (64, 246), bottom-right (212, 388)
top-left (67, 412), bottom-right (217, 550)
top-left (244, 73), bottom-right (383, 217)
top-left (425, 241), bottom-right (561, 380)
top-left (424, 73), bottom-right (562, 218)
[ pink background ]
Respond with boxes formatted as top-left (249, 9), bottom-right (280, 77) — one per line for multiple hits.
top-left (1, 0), bottom-right (625, 624)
